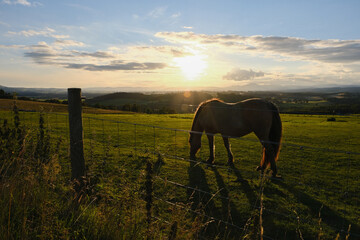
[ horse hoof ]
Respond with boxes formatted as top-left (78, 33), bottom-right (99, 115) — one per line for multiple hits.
top-left (206, 159), bottom-right (214, 164)
top-left (256, 166), bottom-right (262, 171)
top-left (271, 174), bottom-right (283, 181)
top-left (228, 161), bottom-right (234, 167)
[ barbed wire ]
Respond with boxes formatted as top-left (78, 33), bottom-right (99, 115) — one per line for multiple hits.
top-left (155, 164), bottom-right (360, 238)
top-left (80, 115), bottom-right (360, 156)
top-left (134, 145), bottom-right (360, 237)
top-left (155, 176), bottom-right (231, 201)
top-left (1, 107), bottom-right (359, 155)
top-left (154, 195), bottom-right (276, 240)
top-left (1, 107), bottom-right (358, 238)
top-left (1, 108), bottom-right (356, 195)
top-left (135, 144), bottom-right (352, 201)
top-left (153, 195), bottom-right (245, 232)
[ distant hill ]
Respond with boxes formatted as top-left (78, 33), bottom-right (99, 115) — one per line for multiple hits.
top-left (0, 99), bottom-right (129, 114)
top-left (2, 85), bottom-right (360, 114)
top-left (85, 89), bottom-right (360, 114)
top-left (285, 86), bottom-right (360, 93)
top-left (0, 85), bottom-right (128, 99)
top-left (86, 91), bottom-right (216, 113)
top-left (0, 85), bottom-right (68, 99)
top-left (1, 85), bottom-right (360, 100)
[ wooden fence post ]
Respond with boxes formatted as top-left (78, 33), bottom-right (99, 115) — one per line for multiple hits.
top-left (68, 88), bottom-right (86, 182)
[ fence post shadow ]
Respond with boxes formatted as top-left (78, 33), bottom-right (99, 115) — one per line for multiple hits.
top-left (272, 180), bottom-right (360, 238)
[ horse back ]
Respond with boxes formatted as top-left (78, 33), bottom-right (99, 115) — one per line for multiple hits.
top-left (238, 98), bottom-right (277, 136)
top-left (198, 98), bottom-right (275, 136)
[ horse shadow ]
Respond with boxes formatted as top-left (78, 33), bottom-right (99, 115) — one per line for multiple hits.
top-left (187, 160), bottom-right (258, 238)
top-left (230, 164), bottom-right (258, 205)
top-left (210, 166), bottom-right (242, 222)
top-left (187, 160), bottom-right (221, 237)
top-left (187, 160), bottom-right (219, 216)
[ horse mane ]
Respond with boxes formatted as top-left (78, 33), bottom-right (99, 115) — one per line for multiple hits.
top-left (191, 98), bottom-right (223, 131)
top-left (194, 98), bottom-right (223, 121)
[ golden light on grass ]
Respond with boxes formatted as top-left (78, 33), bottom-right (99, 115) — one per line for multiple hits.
top-left (174, 54), bottom-right (208, 81)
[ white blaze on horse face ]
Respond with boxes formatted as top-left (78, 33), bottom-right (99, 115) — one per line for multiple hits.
top-left (173, 54), bottom-right (207, 80)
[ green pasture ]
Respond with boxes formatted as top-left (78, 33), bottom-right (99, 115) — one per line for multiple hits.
top-left (1, 110), bottom-right (359, 239)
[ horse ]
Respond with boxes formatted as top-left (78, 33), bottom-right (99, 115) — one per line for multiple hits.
top-left (189, 98), bottom-right (282, 177)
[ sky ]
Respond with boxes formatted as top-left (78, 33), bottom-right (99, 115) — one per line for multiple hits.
top-left (1, 0), bottom-right (360, 91)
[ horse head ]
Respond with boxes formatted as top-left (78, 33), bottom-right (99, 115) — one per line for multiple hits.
top-left (189, 131), bottom-right (202, 160)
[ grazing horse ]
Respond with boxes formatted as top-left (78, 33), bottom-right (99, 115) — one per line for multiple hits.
top-left (189, 98), bottom-right (282, 177)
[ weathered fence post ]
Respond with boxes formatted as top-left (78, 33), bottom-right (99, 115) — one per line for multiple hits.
top-left (68, 88), bottom-right (86, 183)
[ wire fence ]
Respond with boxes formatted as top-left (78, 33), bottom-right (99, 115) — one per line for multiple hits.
top-left (0, 104), bottom-right (359, 239)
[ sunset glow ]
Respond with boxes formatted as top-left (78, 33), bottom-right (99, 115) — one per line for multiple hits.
top-left (0, 1), bottom-right (359, 91)
top-left (174, 55), bottom-right (208, 81)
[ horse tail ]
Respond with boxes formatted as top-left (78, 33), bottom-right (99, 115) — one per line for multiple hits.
top-left (261, 103), bottom-right (282, 167)
top-left (270, 104), bottom-right (282, 162)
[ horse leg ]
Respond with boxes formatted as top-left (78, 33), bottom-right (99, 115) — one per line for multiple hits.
top-left (207, 134), bottom-right (215, 164)
top-left (222, 136), bottom-right (234, 165)
top-left (261, 143), bottom-right (277, 176)
top-left (268, 145), bottom-right (278, 177)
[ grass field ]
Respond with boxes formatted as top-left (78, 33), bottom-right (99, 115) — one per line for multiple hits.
top-left (0, 104), bottom-right (359, 239)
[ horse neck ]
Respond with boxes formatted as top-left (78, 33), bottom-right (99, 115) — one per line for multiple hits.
top-left (191, 112), bottom-right (203, 133)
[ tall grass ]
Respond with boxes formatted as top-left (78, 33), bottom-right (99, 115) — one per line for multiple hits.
top-left (1, 105), bottom-right (358, 239)
top-left (0, 105), bottom-right (205, 239)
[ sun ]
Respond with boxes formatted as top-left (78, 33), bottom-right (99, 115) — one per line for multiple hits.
top-left (174, 55), bottom-right (208, 80)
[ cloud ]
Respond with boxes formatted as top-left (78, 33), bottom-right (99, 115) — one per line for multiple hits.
top-left (24, 50), bottom-right (62, 64)
top-left (132, 46), bottom-right (192, 57)
top-left (155, 32), bottom-right (360, 64)
top-left (2, 0), bottom-right (41, 7)
top-left (7, 27), bottom-right (54, 37)
top-left (0, 21), bottom-right (10, 27)
top-left (65, 3), bottom-right (94, 13)
top-left (64, 62), bottom-right (167, 71)
top-left (50, 34), bottom-right (70, 39)
top-left (3, 0), bottom-right (30, 6)
top-left (0, 44), bottom-right (26, 49)
top-left (22, 43), bottom-right (168, 72)
top-left (223, 68), bottom-right (265, 81)
top-left (6, 27), bottom-right (68, 39)
top-left (171, 12), bottom-right (181, 18)
top-left (54, 39), bottom-right (85, 47)
top-left (182, 26), bottom-right (193, 29)
top-left (147, 6), bottom-right (167, 18)
top-left (71, 50), bottom-right (114, 58)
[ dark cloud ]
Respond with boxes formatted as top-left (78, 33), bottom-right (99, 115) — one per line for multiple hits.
top-left (156, 32), bottom-right (360, 63)
top-left (64, 62), bottom-right (167, 71)
top-left (223, 68), bottom-right (265, 81)
top-left (24, 50), bottom-right (73, 64)
top-left (24, 48), bottom-right (167, 71)
top-left (71, 50), bottom-right (114, 58)
top-left (24, 51), bottom-right (56, 58)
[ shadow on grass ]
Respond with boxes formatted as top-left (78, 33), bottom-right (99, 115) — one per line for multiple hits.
top-left (267, 180), bottom-right (360, 239)
top-left (187, 160), bottom-right (261, 239)
top-left (230, 164), bottom-right (258, 205)
top-left (187, 160), bottom-right (220, 226)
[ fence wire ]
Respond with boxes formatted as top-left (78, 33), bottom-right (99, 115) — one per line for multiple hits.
top-left (0, 106), bottom-right (359, 239)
